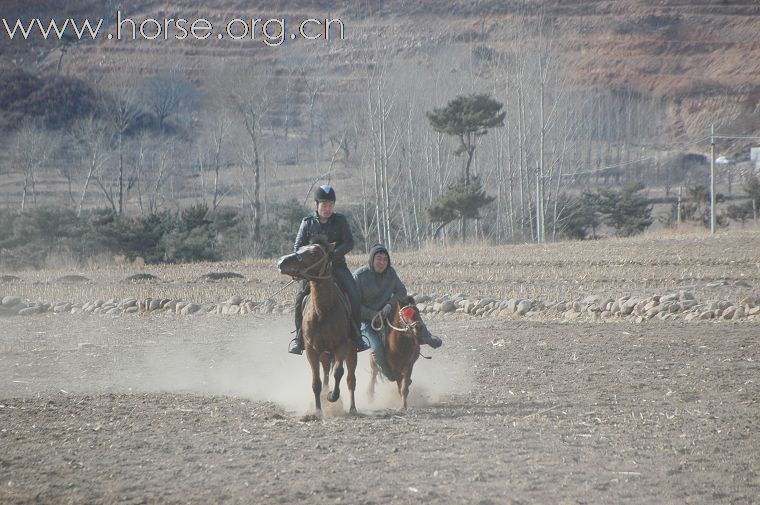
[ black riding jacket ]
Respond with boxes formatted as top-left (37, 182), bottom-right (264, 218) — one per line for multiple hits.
top-left (293, 212), bottom-right (354, 265)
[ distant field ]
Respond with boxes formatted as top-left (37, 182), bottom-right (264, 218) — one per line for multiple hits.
top-left (2, 228), bottom-right (758, 307)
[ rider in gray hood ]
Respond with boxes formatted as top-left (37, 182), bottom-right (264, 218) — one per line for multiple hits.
top-left (354, 244), bottom-right (441, 380)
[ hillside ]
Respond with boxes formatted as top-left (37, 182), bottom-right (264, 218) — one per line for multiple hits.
top-left (3, 1), bottom-right (759, 141)
top-left (1, 0), bottom-right (759, 240)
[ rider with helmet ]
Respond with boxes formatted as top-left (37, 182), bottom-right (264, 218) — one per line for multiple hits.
top-left (288, 184), bottom-right (370, 355)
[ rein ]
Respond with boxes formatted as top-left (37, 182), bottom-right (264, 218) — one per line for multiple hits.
top-left (370, 304), bottom-right (431, 360)
top-left (293, 243), bottom-right (332, 280)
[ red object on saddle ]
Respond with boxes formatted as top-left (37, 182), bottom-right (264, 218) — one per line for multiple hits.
top-left (401, 306), bottom-right (417, 322)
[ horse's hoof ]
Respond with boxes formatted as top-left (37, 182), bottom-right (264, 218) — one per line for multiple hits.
top-left (349, 407), bottom-right (357, 414)
top-left (327, 391), bottom-right (340, 402)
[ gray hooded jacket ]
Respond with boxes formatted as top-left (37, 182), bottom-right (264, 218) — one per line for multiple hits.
top-left (353, 244), bottom-right (408, 323)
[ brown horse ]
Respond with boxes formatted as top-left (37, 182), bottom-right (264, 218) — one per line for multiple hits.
top-left (368, 296), bottom-right (432, 409)
top-left (277, 239), bottom-right (357, 415)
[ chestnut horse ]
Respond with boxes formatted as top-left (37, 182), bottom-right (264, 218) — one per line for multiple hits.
top-left (368, 296), bottom-right (432, 409)
top-left (277, 239), bottom-right (357, 415)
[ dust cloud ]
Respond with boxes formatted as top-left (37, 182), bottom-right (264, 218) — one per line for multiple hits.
top-left (1, 314), bottom-right (471, 414)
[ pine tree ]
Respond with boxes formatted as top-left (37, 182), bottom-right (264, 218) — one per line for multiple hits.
top-left (426, 93), bottom-right (504, 241)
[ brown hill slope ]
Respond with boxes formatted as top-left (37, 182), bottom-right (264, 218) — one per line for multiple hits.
top-left (2, 1), bottom-right (759, 141)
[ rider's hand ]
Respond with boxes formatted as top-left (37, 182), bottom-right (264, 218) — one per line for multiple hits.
top-left (381, 303), bottom-right (393, 319)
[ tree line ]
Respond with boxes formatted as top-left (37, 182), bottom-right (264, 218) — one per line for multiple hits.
top-left (1, 16), bottom-right (758, 267)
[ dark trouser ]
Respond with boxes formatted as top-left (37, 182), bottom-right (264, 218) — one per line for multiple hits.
top-left (294, 263), bottom-right (361, 337)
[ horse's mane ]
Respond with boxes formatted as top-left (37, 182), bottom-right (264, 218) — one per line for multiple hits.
top-left (399, 295), bottom-right (416, 307)
top-left (308, 234), bottom-right (329, 248)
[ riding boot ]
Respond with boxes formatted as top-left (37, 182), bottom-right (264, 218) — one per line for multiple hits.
top-left (289, 301), bottom-right (305, 355)
top-left (288, 330), bottom-right (304, 355)
top-left (422, 334), bottom-right (443, 349)
top-left (350, 321), bottom-right (370, 352)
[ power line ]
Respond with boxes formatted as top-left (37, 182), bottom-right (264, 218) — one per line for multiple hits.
top-left (553, 156), bottom-right (657, 178)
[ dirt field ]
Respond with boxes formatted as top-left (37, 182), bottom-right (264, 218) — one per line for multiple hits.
top-left (1, 312), bottom-right (758, 504)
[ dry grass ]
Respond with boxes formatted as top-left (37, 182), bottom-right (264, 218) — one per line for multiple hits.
top-left (3, 230), bottom-right (759, 305)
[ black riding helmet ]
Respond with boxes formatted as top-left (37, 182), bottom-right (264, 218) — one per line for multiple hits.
top-left (314, 184), bottom-right (336, 202)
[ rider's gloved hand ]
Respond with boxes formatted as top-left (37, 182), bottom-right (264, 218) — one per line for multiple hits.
top-left (381, 303), bottom-right (393, 319)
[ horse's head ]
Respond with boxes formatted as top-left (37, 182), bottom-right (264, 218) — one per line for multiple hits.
top-left (393, 296), bottom-right (433, 344)
top-left (277, 235), bottom-right (334, 280)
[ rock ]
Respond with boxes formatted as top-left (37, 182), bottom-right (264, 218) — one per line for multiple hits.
top-left (660, 293), bottom-right (679, 303)
top-left (516, 300), bottom-right (533, 315)
top-left (734, 280), bottom-right (752, 288)
top-left (684, 313), bottom-right (698, 322)
top-left (147, 299), bottom-right (161, 311)
top-left (722, 306), bottom-right (737, 320)
top-left (572, 301), bottom-right (583, 312)
top-left (125, 273), bottom-right (159, 282)
top-left (78, 342), bottom-right (96, 349)
top-left (227, 295), bottom-right (243, 305)
top-left (698, 311), bottom-right (714, 320)
top-left (563, 310), bottom-right (579, 320)
top-left (611, 301), bottom-right (620, 314)
top-left (181, 303), bottom-right (201, 315)
top-left (200, 272), bottom-right (244, 282)
top-left (463, 300), bottom-right (475, 313)
top-left (679, 300), bottom-right (698, 310)
top-left (748, 306), bottom-right (760, 316)
top-left (164, 300), bottom-right (178, 311)
top-left (679, 291), bottom-right (695, 301)
top-left (555, 302), bottom-right (567, 312)
top-left (506, 299), bottom-right (518, 313)
top-left (53, 303), bottom-right (72, 313)
top-left (2, 296), bottom-right (22, 307)
top-left (228, 305), bottom-right (241, 315)
top-left (440, 300), bottom-right (457, 313)
top-left (0, 275), bottom-right (20, 283)
top-left (18, 306), bottom-right (40, 316)
top-left (621, 299), bottom-right (637, 315)
top-left (56, 275), bottom-right (90, 283)
top-left (121, 299), bottom-right (137, 309)
top-left (124, 306), bottom-right (139, 314)
top-left (416, 303), bottom-right (427, 313)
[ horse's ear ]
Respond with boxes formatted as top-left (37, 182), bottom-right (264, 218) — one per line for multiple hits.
top-left (405, 295), bottom-right (416, 305)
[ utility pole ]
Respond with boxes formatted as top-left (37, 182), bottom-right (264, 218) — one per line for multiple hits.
top-left (535, 163), bottom-right (543, 243)
top-left (710, 124), bottom-right (715, 234)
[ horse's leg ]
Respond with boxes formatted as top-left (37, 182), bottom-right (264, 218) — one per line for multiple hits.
top-left (367, 354), bottom-right (378, 403)
top-left (327, 358), bottom-right (344, 403)
top-left (307, 349), bottom-right (322, 413)
top-left (401, 368), bottom-right (413, 409)
top-left (346, 349), bottom-right (357, 414)
top-left (320, 353), bottom-right (332, 391)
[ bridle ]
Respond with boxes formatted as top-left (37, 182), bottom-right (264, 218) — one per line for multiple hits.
top-left (372, 304), bottom-right (421, 334)
top-left (292, 243), bottom-right (332, 280)
top-left (370, 303), bottom-right (432, 360)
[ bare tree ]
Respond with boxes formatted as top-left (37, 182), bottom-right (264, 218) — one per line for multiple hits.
top-left (99, 73), bottom-right (143, 214)
top-left (71, 115), bottom-right (111, 216)
top-left (12, 122), bottom-right (56, 210)
top-left (140, 69), bottom-right (198, 134)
